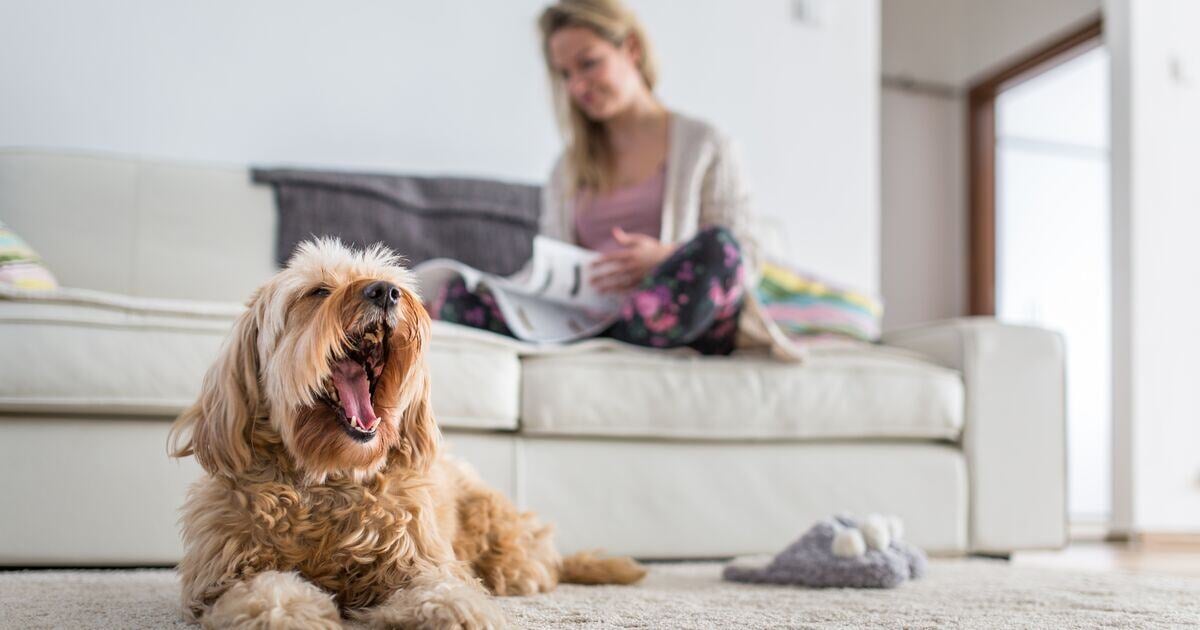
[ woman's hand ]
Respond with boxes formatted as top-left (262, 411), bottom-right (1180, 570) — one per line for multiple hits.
top-left (590, 227), bottom-right (676, 293)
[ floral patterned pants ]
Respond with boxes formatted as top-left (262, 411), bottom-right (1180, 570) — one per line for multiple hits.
top-left (428, 226), bottom-right (745, 355)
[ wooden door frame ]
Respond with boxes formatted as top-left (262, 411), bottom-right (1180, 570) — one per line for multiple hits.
top-left (967, 16), bottom-right (1104, 315)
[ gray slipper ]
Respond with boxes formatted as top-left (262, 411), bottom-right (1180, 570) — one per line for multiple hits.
top-left (722, 514), bottom-right (927, 588)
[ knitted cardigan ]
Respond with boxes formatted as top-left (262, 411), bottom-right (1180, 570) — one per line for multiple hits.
top-left (540, 111), bottom-right (801, 361)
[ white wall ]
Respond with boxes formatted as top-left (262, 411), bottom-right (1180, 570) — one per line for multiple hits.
top-left (0, 2), bottom-right (558, 179)
top-left (880, 87), bottom-right (964, 329)
top-left (1108, 0), bottom-right (1200, 534)
top-left (882, 0), bottom-right (967, 86)
top-left (883, 0), bottom-right (1102, 86)
top-left (0, 0), bottom-right (880, 293)
top-left (880, 0), bottom-right (1100, 329)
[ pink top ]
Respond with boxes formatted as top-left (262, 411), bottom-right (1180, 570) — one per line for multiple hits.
top-left (574, 166), bottom-right (666, 253)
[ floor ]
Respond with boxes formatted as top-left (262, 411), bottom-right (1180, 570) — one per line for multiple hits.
top-left (1013, 541), bottom-right (1200, 577)
top-left (5, 557), bottom-right (1200, 629)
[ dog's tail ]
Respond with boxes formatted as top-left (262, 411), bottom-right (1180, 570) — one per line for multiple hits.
top-left (559, 550), bottom-right (646, 585)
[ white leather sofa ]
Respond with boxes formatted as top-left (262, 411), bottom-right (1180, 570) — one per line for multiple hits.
top-left (0, 149), bottom-right (1066, 565)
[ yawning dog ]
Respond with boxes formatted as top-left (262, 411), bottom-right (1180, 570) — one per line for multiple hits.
top-left (169, 239), bottom-right (643, 629)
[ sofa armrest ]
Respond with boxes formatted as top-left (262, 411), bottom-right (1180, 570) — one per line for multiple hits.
top-left (882, 317), bottom-right (1066, 553)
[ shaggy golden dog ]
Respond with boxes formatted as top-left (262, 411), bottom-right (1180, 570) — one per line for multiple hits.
top-left (169, 239), bottom-right (643, 629)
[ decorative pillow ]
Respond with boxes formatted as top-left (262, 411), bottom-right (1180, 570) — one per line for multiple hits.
top-left (0, 221), bottom-right (58, 290)
top-left (756, 261), bottom-right (882, 342)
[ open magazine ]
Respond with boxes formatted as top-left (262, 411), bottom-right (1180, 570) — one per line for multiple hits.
top-left (414, 236), bottom-right (624, 343)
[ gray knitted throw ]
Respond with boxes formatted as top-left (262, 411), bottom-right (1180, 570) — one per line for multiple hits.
top-left (723, 515), bottom-right (928, 589)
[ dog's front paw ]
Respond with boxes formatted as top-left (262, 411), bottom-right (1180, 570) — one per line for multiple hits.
top-left (203, 571), bottom-right (342, 629)
top-left (362, 581), bottom-right (506, 630)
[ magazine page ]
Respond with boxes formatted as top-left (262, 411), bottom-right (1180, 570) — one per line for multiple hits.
top-left (413, 237), bottom-right (624, 343)
top-left (411, 258), bottom-right (485, 298)
top-left (487, 236), bottom-right (622, 313)
top-left (485, 288), bottom-right (618, 343)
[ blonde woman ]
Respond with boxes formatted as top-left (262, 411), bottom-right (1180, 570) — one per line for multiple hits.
top-left (434, 0), bottom-right (793, 357)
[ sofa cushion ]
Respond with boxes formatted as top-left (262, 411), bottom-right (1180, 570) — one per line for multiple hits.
top-left (0, 288), bottom-right (520, 430)
top-left (519, 344), bottom-right (964, 441)
top-left (424, 322), bottom-right (521, 430)
top-left (0, 150), bottom-right (278, 302)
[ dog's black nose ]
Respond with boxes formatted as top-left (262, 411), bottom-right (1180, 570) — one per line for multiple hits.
top-left (363, 281), bottom-right (401, 309)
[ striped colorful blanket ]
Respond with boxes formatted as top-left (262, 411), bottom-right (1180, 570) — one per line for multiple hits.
top-left (756, 261), bottom-right (882, 342)
top-left (0, 221), bottom-right (57, 291)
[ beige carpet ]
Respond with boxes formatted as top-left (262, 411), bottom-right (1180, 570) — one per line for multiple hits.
top-left (2, 559), bottom-right (1198, 629)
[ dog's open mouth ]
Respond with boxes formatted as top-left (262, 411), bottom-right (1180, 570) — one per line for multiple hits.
top-left (322, 321), bottom-right (389, 442)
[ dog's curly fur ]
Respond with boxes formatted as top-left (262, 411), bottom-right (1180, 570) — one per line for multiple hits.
top-left (169, 239), bottom-right (644, 629)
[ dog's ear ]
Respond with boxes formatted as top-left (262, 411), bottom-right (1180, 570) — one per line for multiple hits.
top-left (391, 289), bottom-right (440, 471)
top-left (398, 368), bottom-right (440, 472)
top-left (169, 292), bottom-right (263, 477)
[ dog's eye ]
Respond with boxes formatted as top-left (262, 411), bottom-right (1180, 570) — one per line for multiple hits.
top-left (310, 286), bottom-right (332, 298)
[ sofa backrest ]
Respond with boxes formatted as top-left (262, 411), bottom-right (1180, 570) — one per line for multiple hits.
top-left (1, 148), bottom-right (795, 304)
top-left (0, 149), bottom-right (277, 302)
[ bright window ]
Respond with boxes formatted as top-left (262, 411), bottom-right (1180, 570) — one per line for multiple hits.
top-left (996, 46), bottom-right (1111, 524)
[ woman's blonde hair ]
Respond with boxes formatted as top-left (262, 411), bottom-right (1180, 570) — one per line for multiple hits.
top-left (538, 0), bottom-right (658, 193)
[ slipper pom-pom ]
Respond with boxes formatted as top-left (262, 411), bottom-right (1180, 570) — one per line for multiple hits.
top-left (862, 514), bottom-right (892, 551)
top-left (832, 527), bottom-right (867, 558)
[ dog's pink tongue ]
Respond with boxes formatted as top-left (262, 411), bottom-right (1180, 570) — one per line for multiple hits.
top-left (331, 359), bottom-right (379, 430)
